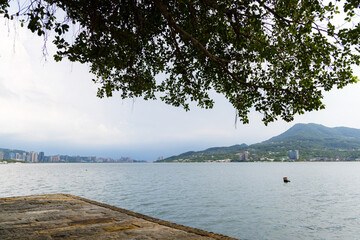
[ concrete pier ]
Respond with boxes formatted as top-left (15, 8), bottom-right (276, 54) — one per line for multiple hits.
top-left (0, 193), bottom-right (238, 239)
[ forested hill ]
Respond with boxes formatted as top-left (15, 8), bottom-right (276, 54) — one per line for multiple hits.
top-left (264, 123), bottom-right (360, 144)
top-left (160, 144), bottom-right (248, 162)
top-left (157, 123), bottom-right (360, 162)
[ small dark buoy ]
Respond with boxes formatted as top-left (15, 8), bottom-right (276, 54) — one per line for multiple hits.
top-left (283, 177), bottom-right (290, 183)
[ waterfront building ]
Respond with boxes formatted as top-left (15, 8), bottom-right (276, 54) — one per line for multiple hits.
top-left (38, 152), bottom-right (45, 162)
top-left (289, 150), bottom-right (299, 160)
top-left (51, 155), bottom-right (60, 162)
top-left (243, 151), bottom-right (249, 161)
top-left (33, 152), bottom-right (38, 162)
top-left (15, 153), bottom-right (22, 160)
top-left (237, 151), bottom-right (249, 161)
top-left (29, 151), bottom-right (38, 162)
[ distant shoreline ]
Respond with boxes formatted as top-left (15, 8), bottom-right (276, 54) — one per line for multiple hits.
top-left (0, 160), bottom-right (152, 164)
top-left (2, 160), bottom-right (360, 164)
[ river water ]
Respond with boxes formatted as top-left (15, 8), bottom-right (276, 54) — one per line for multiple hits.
top-left (1, 162), bottom-right (359, 240)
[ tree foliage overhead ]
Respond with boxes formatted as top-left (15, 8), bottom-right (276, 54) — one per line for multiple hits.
top-left (1, 0), bottom-right (360, 124)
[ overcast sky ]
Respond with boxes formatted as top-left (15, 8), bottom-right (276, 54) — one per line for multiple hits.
top-left (1, 18), bottom-right (360, 161)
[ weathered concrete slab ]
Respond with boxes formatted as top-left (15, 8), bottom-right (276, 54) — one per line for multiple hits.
top-left (0, 194), bottom-right (238, 240)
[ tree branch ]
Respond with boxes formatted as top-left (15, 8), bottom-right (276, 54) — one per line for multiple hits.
top-left (153, 0), bottom-right (293, 95)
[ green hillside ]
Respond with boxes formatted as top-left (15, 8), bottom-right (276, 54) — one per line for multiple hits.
top-left (162, 144), bottom-right (248, 162)
top-left (265, 123), bottom-right (360, 145)
top-left (157, 123), bottom-right (360, 162)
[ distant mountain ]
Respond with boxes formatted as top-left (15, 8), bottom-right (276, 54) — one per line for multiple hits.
top-left (260, 123), bottom-right (360, 150)
top-left (265, 123), bottom-right (360, 144)
top-left (158, 123), bottom-right (360, 162)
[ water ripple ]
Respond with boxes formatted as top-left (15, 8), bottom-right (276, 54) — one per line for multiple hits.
top-left (1, 162), bottom-right (360, 239)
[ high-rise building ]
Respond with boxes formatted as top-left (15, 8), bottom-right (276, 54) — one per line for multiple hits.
top-left (237, 151), bottom-right (249, 161)
top-left (51, 155), bottom-right (60, 162)
top-left (26, 154), bottom-right (31, 162)
top-left (29, 151), bottom-right (38, 162)
top-left (243, 151), bottom-right (249, 161)
top-left (38, 152), bottom-right (45, 162)
top-left (15, 153), bottom-right (22, 160)
top-left (289, 150), bottom-right (299, 160)
top-left (0, 152), bottom-right (3, 160)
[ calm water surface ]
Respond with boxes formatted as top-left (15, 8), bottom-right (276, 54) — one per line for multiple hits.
top-left (1, 162), bottom-right (360, 240)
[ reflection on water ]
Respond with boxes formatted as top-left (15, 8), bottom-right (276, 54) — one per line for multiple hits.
top-left (1, 162), bottom-right (360, 240)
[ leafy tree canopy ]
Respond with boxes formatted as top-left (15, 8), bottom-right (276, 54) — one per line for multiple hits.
top-left (1, 0), bottom-right (360, 124)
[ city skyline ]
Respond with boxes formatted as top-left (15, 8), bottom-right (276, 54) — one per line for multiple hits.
top-left (0, 148), bottom-right (141, 163)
